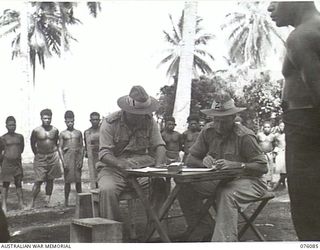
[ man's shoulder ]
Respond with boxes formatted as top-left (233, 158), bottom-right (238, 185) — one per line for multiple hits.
top-left (234, 124), bottom-right (255, 137)
top-left (105, 111), bottom-right (122, 123)
top-left (288, 21), bottom-right (320, 46)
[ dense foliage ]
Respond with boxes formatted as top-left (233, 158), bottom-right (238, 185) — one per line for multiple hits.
top-left (157, 70), bottom-right (283, 132)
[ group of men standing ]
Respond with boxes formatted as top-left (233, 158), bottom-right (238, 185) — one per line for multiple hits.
top-left (0, 109), bottom-right (101, 212)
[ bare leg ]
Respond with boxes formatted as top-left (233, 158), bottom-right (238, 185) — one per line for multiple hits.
top-left (16, 188), bottom-right (25, 209)
top-left (28, 182), bottom-right (42, 209)
top-left (1, 185), bottom-right (9, 213)
top-left (75, 182), bottom-right (82, 193)
top-left (44, 180), bottom-right (54, 207)
top-left (64, 183), bottom-right (71, 207)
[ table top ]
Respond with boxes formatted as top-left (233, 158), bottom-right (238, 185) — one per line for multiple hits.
top-left (126, 168), bottom-right (244, 183)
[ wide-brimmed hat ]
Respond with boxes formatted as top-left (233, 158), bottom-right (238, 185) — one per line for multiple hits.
top-left (117, 85), bottom-right (160, 114)
top-left (201, 92), bottom-right (246, 117)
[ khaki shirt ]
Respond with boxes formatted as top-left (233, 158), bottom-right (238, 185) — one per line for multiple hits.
top-left (99, 111), bottom-right (165, 160)
top-left (190, 122), bottom-right (267, 166)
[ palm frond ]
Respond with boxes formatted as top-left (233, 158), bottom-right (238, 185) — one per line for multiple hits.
top-left (87, 2), bottom-right (101, 18)
top-left (193, 55), bottom-right (213, 75)
top-left (169, 13), bottom-right (181, 42)
top-left (162, 30), bottom-right (179, 45)
top-left (157, 53), bottom-right (175, 68)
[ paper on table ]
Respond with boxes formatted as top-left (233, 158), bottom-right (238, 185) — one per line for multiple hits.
top-left (128, 167), bottom-right (168, 172)
top-left (181, 167), bottom-right (217, 172)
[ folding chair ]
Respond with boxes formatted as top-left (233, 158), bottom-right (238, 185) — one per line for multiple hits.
top-left (237, 191), bottom-right (275, 241)
top-left (184, 191), bottom-right (275, 241)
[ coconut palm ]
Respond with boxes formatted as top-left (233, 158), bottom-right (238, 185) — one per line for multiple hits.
top-left (158, 9), bottom-right (215, 79)
top-left (0, 2), bottom-right (79, 84)
top-left (0, 2), bottom-right (101, 84)
top-left (222, 1), bottom-right (285, 68)
top-left (172, 1), bottom-right (198, 132)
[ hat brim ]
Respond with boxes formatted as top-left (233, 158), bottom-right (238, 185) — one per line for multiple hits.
top-left (201, 107), bottom-right (246, 117)
top-left (117, 95), bottom-right (160, 114)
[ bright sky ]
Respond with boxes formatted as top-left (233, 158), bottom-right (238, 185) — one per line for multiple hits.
top-left (0, 1), bottom-right (238, 132)
top-left (0, 1), bottom-right (288, 159)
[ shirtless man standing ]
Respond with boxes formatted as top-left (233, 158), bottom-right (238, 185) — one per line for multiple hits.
top-left (84, 112), bottom-right (100, 189)
top-left (161, 116), bottom-right (182, 163)
top-left (257, 121), bottom-right (276, 186)
top-left (0, 116), bottom-right (25, 213)
top-left (28, 109), bottom-right (62, 208)
top-left (59, 111), bottom-right (84, 206)
top-left (268, 1), bottom-right (320, 240)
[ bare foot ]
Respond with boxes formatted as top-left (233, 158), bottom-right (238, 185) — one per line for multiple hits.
top-left (64, 200), bottom-right (69, 207)
top-left (2, 205), bottom-right (7, 214)
top-left (26, 203), bottom-right (35, 210)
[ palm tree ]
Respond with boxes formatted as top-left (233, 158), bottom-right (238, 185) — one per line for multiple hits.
top-left (222, 1), bottom-right (285, 68)
top-left (158, 9), bottom-right (215, 80)
top-left (0, 2), bottom-right (101, 84)
top-left (172, 1), bottom-right (197, 132)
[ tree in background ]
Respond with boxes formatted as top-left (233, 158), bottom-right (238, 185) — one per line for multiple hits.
top-left (157, 70), bottom-right (282, 133)
top-left (158, 9), bottom-right (215, 79)
top-left (222, 1), bottom-right (285, 68)
top-left (241, 71), bottom-right (282, 131)
top-left (0, 2), bottom-right (101, 84)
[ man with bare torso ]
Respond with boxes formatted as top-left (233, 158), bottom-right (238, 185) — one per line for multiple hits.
top-left (84, 112), bottom-right (100, 189)
top-left (257, 121), bottom-right (276, 186)
top-left (0, 116), bottom-right (25, 213)
top-left (268, 1), bottom-right (320, 240)
top-left (161, 116), bottom-right (182, 163)
top-left (59, 111), bottom-right (84, 206)
top-left (28, 109), bottom-right (62, 208)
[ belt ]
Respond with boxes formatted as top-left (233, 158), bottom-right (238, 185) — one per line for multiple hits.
top-left (282, 101), bottom-right (314, 111)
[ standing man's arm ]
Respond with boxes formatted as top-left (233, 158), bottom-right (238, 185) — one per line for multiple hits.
top-left (79, 132), bottom-right (84, 169)
top-left (20, 135), bottom-right (25, 154)
top-left (83, 130), bottom-right (88, 158)
top-left (287, 34), bottom-right (320, 107)
top-left (30, 130), bottom-right (37, 155)
top-left (58, 132), bottom-right (65, 169)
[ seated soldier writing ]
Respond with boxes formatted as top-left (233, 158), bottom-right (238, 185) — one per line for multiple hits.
top-left (179, 92), bottom-right (268, 242)
top-left (96, 85), bottom-right (167, 221)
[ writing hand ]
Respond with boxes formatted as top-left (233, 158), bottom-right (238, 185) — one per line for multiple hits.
top-left (215, 159), bottom-right (239, 170)
top-left (203, 155), bottom-right (216, 168)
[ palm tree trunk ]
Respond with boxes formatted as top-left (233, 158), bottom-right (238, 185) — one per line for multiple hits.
top-left (172, 1), bottom-right (197, 132)
top-left (59, 4), bottom-right (68, 109)
top-left (19, 1), bottom-right (33, 160)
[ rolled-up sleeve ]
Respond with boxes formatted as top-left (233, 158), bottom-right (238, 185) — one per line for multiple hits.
top-left (188, 129), bottom-right (208, 159)
top-left (150, 118), bottom-right (165, 148)
top-left (241, 134), bottom-right (267, 164)
top-left (99, 119), bottom-right (115, 161)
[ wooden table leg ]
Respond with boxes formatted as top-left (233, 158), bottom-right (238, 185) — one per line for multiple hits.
top-left (129, 177), bottom-right (171, 243)
top-left (144, 184), bottom-right (182, 241)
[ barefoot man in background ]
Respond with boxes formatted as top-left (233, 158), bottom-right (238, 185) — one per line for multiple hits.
top-left (84, 112), bottom-right (101, 189)
top-left (0, 116), bottom-right (25, 213)
top-left (59, 110), bottom-right (84, 207)
top-left (28, 109), bottom-right (62, 208)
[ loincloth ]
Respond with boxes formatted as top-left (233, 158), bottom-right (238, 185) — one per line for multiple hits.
top-left (63, 147), bottom-right (83, 183)
top-left (0, 157), bottom-right (23, 182)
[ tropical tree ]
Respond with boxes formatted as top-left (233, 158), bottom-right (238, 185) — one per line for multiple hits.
top-left (158, 7), bottom-right (215, 80)
top-left (222, 1), bottom-right (286, 68)
top-left (0, 2), bottom-right (101, 84)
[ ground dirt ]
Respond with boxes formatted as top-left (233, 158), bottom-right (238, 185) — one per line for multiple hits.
top-left (1, 160), bottom-right (298, 242)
